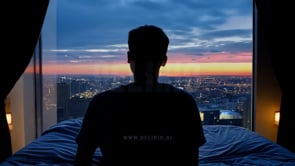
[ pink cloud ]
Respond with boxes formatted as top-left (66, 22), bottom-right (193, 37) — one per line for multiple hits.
top-left (168, 52), bottom-right (252, 63)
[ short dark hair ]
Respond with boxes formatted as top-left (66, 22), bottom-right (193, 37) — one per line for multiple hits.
top-left (128, 25), bottom-right (169, 60)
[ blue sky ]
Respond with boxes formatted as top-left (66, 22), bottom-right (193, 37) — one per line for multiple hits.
top-left (42, 0), bottom-right (253, 69)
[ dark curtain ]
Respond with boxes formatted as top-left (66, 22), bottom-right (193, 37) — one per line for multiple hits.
top-left (0, 0), bottom-right (49, 162)
top-left (255, 0), bottom-right (295, 153)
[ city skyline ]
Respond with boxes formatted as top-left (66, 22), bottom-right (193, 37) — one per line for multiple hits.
top-left (50, 74), bottom-right (252, 128)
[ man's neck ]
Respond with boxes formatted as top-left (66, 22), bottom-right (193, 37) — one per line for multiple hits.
top-left (133, 75), bottom-right (158, 86)
top-left (127, 82), bottom-right (161, 93)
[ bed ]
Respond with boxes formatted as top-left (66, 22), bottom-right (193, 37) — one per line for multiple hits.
top-left (1, 118), bottom-right (295, 166)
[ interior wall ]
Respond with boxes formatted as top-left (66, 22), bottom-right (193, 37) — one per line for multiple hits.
top-left (7, 68), bottom-right (36, 153)
top-left (7, 79), bottom-right (25, 153)
top-left (255, 37), bottom-right (281, 142)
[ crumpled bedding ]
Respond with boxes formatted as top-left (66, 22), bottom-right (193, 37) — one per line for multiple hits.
top-left (1, 118), bottom-right (295, 166)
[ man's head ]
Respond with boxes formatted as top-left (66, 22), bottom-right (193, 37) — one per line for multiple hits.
top-left (127, 25), bottom-right (169, 62)
top-left (127, 25), bottom-right (170, 85)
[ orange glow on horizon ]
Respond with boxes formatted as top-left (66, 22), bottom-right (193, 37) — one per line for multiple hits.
top-left (42, 62), bottom-right (252, 76)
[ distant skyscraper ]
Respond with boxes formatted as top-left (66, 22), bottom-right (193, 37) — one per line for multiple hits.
top-left (238, 94), bottom-right (251, 129)
top-left (57, 82), bottom-right (70, 122)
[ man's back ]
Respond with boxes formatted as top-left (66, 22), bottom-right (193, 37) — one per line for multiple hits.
top-left (75, 25), bottom-right (205, 166)
top-left (79, 83), bottom-right (205, 165)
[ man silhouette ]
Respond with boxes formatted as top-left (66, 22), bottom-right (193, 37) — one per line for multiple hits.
top-left (75, 25), bottom-right (206, 166)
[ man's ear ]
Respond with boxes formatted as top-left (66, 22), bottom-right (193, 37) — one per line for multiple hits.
top-left (127, 51), bottom-right (132, 63)
top-left (161, 55), bottom-right (167, 66)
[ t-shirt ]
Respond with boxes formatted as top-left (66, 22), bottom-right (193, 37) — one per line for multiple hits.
top-left (76, 83), bottom-right (206, 166)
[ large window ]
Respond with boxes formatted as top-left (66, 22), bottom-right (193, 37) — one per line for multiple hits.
top-left (41, 0), bottom-right (253, 131)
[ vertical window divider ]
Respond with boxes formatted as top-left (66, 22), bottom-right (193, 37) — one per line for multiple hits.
top-left (34, 36), bottom-right (44, 138)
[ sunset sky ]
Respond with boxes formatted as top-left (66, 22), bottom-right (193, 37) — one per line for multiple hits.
top-left (41, 0), bottom-right (253, 76)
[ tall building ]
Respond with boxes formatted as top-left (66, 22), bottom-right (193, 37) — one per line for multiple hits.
top-left (57, 82), bottom-right (70, 122)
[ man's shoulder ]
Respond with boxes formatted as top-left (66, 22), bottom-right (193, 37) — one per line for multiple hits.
top-left (92, 85), bottom-right (128, 96)
top-left (158, 83), bottom-right (192, 96)
top-left (108, 83), bottom-right (191, 95)
top-left (111, 84), bottom-right (130, 93)
top-left (91, 87), bottom-right (123, 101)
top-left (92, 83), bottom-right (192, 98)
top-left (157, 83), bottom-right (182, 92)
